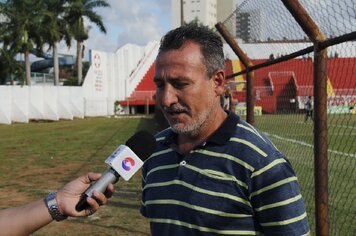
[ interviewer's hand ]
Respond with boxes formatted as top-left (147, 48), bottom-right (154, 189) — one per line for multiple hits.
top-left (56, 172), bottom-right (114, 217)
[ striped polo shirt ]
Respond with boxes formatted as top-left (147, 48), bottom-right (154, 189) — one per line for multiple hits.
top-left (141, 111), bottom-right (309, 235)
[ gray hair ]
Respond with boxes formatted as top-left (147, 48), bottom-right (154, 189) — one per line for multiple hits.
top-left (159, 24), bottom-right (225, 78)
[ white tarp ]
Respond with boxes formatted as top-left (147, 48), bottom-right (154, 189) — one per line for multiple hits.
top-left (0, 41), bottom-right (159, 124)
top-left (0, 87), bottom-right (12, 125)
top-left (41, 86), bottom-right (59, 121)
top-left (11, 86), bottom-right (29, 123)
top-left (29, 86), bottom-right (45, 120)
top-left (57, 87), bottom-right (74, 120)
top-left (69, 87), bottom-right (84, 118)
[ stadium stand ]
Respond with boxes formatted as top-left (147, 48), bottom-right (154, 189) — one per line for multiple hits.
top-left (118, 42), bottom-right (355, 115)
top-left (120, 62), bottom-right (156, 107)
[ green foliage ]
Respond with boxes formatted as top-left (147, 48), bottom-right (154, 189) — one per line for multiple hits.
top-left (0, 0), bottom-right (110, 83)
top-left (62, 76), bottom-right (79, 86)
top-left (61, 60), bottom-right (90, 85)
top-left (0, 0), bottom-right (47, 84)
top-left (185, 17), bottom-right (206, 27)
top-left (64, 0), bottom-right (110, 84)
top-left (114, 100), bottom-right (120, 113)
top-left (0, 48), bottom-right (25, 84)
top-left (82, 60), bottom-right (90, 76)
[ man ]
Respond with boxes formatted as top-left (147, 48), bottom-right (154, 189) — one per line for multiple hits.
top-left (0, 172), bottom-right (114, 235)
top-left (304, 96), bottom-right (313, 122)
top-left (221, 87), bottom-right (232, 111)
top-left (141, 24), bottom-right (310, 235)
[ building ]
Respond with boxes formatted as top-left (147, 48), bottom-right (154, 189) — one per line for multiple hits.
top-left (217, 0), bottom-right (236, 36)
top-left (171, 0), bottom-right (235, 30)
top-left (236, 9), bottom-right (266, 43)
top-left (236, 12), bottom-right (251, 42)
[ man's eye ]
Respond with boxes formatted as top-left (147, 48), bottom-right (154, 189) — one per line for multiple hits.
top-left (154, 81), bottom-right (164, 88)
top-left (173, 82), bottom-right (188, 89)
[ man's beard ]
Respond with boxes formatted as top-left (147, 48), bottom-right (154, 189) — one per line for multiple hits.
top-left (163, 98), bottom-right (215, 137)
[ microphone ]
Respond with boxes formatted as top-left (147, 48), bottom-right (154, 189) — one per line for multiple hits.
top-left (75, 130), bottom-right (156, 211)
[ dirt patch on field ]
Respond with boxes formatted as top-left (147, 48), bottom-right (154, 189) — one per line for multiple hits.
top-left (0, 162), bottom-right (85, 208)
top-left (0, 161), bottom-right (149, 235)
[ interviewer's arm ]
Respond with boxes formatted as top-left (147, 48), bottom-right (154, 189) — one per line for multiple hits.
top-left (0, 172), bottom-right (114, 236)
top-left (0, 198), bottom-right (52, 235)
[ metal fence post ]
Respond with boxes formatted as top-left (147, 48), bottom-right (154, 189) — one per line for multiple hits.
top-left (313, 43), bottom-right (329, 236)
top-left (281, 0), bottom-right (329, 235)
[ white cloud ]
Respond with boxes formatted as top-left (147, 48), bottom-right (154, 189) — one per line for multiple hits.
top-left (83, 0), bottom-right (171, 54)
top-left (56, 0), bottom-right (170, 59)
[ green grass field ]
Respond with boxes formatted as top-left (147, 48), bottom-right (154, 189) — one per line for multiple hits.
top-left (0, 116), bottom-right (158, 235)
top-left (0, 114), bottom-right (354, 235)
top-left (254, 114), bottom-right (356, 236)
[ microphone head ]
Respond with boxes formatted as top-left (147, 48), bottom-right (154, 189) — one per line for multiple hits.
top-left (125, 130), bottom-right (156, 161)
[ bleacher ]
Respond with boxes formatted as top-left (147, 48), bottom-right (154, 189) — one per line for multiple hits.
top-left (120, 62), bottom-right (156, 106)
top-left (229, 57), bottom-right (355, 113)
top-left (225, 60), bottom-right (234, 77)
top-left (134, 62), bottom-right (156, 91)
top-left (121, 54), bottom-right (355, 114)
top-left (328, 58), bottom-right (356, 95)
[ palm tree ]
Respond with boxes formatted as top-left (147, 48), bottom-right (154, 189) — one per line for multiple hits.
top-left (64, 0), bottom-right (110, 85)
top-left (41, 0), bottom-right (72, 86)
top-left (0, 48), bottom-right (24, 85)
top-left (0, 0), bottom-right (45, 85)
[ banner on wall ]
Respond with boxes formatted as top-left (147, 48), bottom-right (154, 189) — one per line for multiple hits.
top-left (89, 50), bottom-right (108, 98)
top-left (235, 106), bottom-right (263, 116)
top-left (327, 106), bottom-right (355, 114)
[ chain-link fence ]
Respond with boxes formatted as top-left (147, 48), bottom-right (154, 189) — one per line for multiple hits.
top-left (217, 0), bottom-right (356, 235)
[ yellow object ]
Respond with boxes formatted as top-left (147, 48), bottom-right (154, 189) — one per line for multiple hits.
top-left (231, 60), bottom-right (245, 92)
top-left (327, 77), bottom-right (335, 97)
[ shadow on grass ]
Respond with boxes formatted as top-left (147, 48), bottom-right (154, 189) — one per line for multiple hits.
top-left (73, 220), bottom-right (150, 236)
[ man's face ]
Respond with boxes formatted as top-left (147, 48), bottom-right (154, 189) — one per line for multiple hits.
top-left (154, 41), bottom-right (221, 136)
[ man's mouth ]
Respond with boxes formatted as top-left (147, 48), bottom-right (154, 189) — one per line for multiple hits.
top-left (168, 110), bottom-right (185, 115)
top-left (166, 110), bottom-right (186, 119)
top-left (164, 107), bottom-right (189, 119)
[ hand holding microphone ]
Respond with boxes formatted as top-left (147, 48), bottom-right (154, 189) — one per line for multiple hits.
top-left (75, 130), bottom-right (156, 212)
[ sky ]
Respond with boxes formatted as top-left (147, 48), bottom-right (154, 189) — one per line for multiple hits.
top-left (59, 0), bottom-right (171, 58)
top-left (58, 0), bottom-right (355, 59)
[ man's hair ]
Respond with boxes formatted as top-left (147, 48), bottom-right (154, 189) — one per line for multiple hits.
top-left (159, 23), bottom-right (225, 77)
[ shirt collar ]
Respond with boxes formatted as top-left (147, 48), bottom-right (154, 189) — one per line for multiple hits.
top-left (163, 111), bottom-right (239, 146)
top-left (206, 111), bottom-right (239, 145)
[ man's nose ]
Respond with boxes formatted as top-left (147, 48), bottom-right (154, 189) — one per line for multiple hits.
top-left (160, 85), bottom-right (178, 108)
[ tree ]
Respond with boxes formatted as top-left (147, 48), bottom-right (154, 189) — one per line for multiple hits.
top-left (0, 48), bottom-right (24, 85)
top-left (41, 0), bottom-right (72, 86)
top-left (0, 5), bottom-right (20, 84)
top-left (64, 0), bottom-right (109, 85)
top-left (0, 0), bottom-right (45, 85)
top-left (187, 17), bottom-right (205, 27)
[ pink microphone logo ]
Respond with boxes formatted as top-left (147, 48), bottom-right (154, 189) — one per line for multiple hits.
top-left (122, 157), bottom-right (135, 171)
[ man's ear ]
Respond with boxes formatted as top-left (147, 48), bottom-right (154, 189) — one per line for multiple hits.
top-left (212, 70), bottom-right (226, 96)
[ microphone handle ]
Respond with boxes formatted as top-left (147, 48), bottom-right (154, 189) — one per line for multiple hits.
top-left (76, 168), bottom-right (120, 212)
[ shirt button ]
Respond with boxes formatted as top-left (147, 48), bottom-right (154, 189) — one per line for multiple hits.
top-left (180, 160), bottom-right (186, 166)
